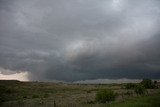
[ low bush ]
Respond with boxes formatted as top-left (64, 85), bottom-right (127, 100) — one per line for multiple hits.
top-left (134, 84), bottom-right (147, 95)
top-left (95, 89), bottom-right (117, 103)
top-left (44, 93), bottom-right (49, 98)
top-left (141, 79), bottom-right (156, 89)
top-left (32, 94), bottom-right (40, 98)
top-left (125, 83), bottom-right (137, 89)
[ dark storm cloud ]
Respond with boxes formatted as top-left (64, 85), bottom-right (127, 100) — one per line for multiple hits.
top-left (0, 0), bottom-right (160, 81)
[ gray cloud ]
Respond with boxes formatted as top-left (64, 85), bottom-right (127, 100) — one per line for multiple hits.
top-left (0, 0), bottom-right (160, 81)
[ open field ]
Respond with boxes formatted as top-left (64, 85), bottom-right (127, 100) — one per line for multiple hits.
top-left (0, 80), bottom-right (160, 107)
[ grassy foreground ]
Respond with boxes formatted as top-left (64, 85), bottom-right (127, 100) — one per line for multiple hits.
top-left (114, 94), bottom-right (160, 107)
top-left (83, 92), bottom-right (160, 107)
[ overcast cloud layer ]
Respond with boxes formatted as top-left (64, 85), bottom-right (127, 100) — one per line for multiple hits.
top-left (0, 0), bottom-right (160, 81)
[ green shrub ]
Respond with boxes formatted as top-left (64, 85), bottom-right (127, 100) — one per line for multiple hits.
top-left (125, 83), bottom-right (136, 89)
top-left (141, 79), bottom-right (155, 89)
top-left (95, 89), bottom-right (117, 103)
top-left (23, 95), bottom-right (27, 99)
top-left (134, 84), bottom-right (147, 95)
top-left (44, 93), bottom-right (49, 98)
top-left (32, 94), bottom-right (39, 98)
top-left (154, 80), bottom-right (157, 84)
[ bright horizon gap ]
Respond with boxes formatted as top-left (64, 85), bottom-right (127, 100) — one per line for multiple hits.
top-left (0, 72), bottom-right (29, 81)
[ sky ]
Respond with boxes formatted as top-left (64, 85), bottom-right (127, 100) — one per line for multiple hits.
top-left (0, 0), bottom-right (160, 82)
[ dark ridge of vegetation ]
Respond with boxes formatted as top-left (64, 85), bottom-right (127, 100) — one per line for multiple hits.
top-left (0, 80), bottom-right (21, 86)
